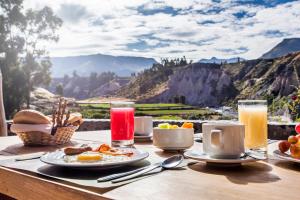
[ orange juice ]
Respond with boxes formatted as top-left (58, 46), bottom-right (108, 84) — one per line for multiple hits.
top-left (238, 101), bottom-right (268, 150)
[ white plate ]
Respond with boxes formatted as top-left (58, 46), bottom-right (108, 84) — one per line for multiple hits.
top-left (184, 150), bottom-right (259, 164)
top-left (40, 148), bottom-right (149, 168)
top-left (273, 150), bottom-right (300, 163)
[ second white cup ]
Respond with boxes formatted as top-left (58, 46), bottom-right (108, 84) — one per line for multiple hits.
top-left (134, 116), bottom-right (153, 136)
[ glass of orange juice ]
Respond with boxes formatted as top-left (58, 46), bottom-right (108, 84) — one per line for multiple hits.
top-left (238, 100), bottom-right (268, 156)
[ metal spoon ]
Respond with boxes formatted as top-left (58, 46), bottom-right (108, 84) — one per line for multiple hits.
top-left (240, 151), bottom-right (266, 160)
top-left (111, 155), bottom-right (184, 183)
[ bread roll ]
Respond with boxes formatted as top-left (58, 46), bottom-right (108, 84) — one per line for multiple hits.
top-left (68, 112), bottom-right (83, 126)
top-left (13, 110), bottom-right (51, 124)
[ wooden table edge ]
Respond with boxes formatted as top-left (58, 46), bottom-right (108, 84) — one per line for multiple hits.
top-left (0, 166), bottom-right (111, 200)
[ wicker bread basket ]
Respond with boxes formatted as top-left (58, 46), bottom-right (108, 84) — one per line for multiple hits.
top-left (16, 126), bottom-right (78, 146)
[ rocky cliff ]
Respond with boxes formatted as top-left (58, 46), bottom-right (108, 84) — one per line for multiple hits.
top-left (223, 52), bottom-right (300, 100)
top-left (145, 64), bottom-right (237, 106)
top-left (29, 88), bottom-right (76, 114)
top-left (119, 52), bottom-right (300, 106)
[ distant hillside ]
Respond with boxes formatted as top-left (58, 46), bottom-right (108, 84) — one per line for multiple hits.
top-left (118, 52), bottom-right (300, 106)
top-left (261, 38), bottom-right (300, 59)
top-left (118, 61), bottom-right (237, 106)
top-left (48, 72), bottom-right (131, 99)
top-left (198, 57), bottom-right (245, 64)
top-left (50, 53), bottom-right (157, 77)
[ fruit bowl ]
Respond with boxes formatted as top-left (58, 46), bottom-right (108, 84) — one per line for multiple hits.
top-left (273, 150), bottom-right (300, 164)
top-left (274, 123), bottom-right (300, 163)
top-left (153, 128), bottom-right (194, 151)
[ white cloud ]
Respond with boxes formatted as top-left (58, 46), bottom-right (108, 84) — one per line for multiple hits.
top-left (24, 0), bottom-right (300, 60)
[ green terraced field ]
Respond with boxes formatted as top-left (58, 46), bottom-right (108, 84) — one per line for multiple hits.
top-left (80, 103), bottom-right (194, 109)
top-left (79, 103), bottom-right (220, 120)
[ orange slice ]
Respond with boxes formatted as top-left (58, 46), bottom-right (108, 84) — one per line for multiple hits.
top-left (182, 122), bottom-right (194, 129)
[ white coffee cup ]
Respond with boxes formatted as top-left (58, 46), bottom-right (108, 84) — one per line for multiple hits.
top-left (202, 122), bottom-right (245, 159)
top-left (134, 116), bottom-right (153, 136)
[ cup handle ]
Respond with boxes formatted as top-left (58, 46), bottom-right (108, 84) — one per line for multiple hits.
top-left (210, 129), bottom-right (223, 150)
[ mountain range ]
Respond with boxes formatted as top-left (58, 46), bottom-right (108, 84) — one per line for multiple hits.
top-left (261, 38), bottom-right (300, 59)
top-left (198, 57), bottom-right (245, 64)
top-left (47, 37), bottom-right (300, 105)
top-left (49, 38), bottom-right (300, 79)
top-left (50, 54), bottom-right (157, 77)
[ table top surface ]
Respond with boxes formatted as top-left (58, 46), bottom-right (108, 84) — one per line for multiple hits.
top-left (0, 130), bottom-right (299, 200)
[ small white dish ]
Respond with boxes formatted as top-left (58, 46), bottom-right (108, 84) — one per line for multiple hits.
top-left (153, 128), bottom-right (194, 151)
top-left (134, 116), bottom-right (153, 136)
top-left (184, 150), bottom-right (259, 164)
top-left (273, 150), bottom-right (300, 163)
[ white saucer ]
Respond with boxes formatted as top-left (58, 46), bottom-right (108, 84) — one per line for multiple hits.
top-left (184, 150), bottom-right (259, 164)
top-left (273, 150), bottom-right (300, 163)
top-left (134, 134), bottom-right (152, 142)
top-left (156, 146), bottom-right (191, 151)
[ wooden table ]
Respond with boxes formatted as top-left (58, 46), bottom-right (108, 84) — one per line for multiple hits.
top-left (0, 131), bottom-right (299, 200)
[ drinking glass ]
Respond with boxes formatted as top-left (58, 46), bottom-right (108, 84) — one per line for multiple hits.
top-left (110, 102), bottom-right (134, 147)
top-left (238, 100), bottom-right (268, 155)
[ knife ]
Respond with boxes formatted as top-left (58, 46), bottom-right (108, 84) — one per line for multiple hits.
top-left (97, 166), bottom-right (150, 182)
top-left (15, 152), bottom-right (46, 161)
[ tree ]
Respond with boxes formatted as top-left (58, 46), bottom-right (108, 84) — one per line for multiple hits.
top-left (20, 7), bottom-right (62, 108)
top-left (55, 83), bottom-right (63, 96)
top-left (63, 74), bottom-right (70, 84)
top-left (0, 1), bottom-right (62, 117)
top-left (72, 70), bottom-right (78, 78)
top-left (88, 72), bottom-right (98, 95)
top-left (0, 0), bottom-right (27, 118)
top-left (180, 95), bottom-right (186, 104)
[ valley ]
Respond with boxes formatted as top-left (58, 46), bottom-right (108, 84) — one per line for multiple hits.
top-left (40, 38), bottom-right (300, 120)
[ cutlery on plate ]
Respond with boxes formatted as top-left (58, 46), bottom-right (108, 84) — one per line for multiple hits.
top-left (97, 166), bottom-right (150, 182)
top-left (111, 155), bottom-right (184, 183)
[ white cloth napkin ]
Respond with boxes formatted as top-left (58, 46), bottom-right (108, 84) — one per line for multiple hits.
top-left (10, 124), bottom-right (52, 134)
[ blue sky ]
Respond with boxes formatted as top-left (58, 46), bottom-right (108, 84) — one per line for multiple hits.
top-left (25, 0), bottom-right (300, 60)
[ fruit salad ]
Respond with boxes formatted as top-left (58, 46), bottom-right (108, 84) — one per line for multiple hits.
top-left (157, 122), bottom-right (194, 129)
top-left (278, 123), bottom-right (300, 159)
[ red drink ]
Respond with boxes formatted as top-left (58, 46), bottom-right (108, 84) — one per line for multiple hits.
top-left (110, 102), bottom-right (134, 147)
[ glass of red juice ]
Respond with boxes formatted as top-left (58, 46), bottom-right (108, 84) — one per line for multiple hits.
top-left (110, 102), bottom-right (134, 147)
